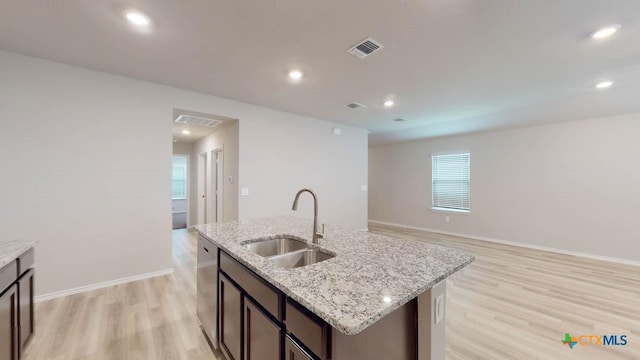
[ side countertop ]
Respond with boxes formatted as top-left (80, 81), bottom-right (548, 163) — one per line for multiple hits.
top-left (0, 239), bottom-right (36, 269)
top-left (194, 216), bottom-right (474, 335)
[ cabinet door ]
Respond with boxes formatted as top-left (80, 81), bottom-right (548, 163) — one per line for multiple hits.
top-left (18, 268), bottom-right (34, 356)
top-left (0, 284), bottom-right (18, 360)
top-left (219, 274), bottom-right (242, 360)
top-left (285, 336), bottom-right (314, 360)
top-left (244, 299), bottom-right (280, 360)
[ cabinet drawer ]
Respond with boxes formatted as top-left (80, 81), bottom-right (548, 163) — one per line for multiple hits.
top-left (220, 251), bottom-right (281, 319)
top-left (0, 260), bottom-right (17, 294)
top-left (17, 248), bottom-right (34, 275)
top-left (285, 299), bottom-right (329, 359)
top-left (285, 335), bottom-right (315, 360)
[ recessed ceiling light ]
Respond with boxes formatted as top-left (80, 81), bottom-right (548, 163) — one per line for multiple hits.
top-left (181, 129), bottom-right (190, 135)
top-left (288, 70), bottom-right (303, 81)
top-left (595, 81), bottom-right (614, 89)
top-left (384, 100), bottom-right (395, 108)
top-left (591, 25), bottom-right (620, 40)
top-left (383, 296), bottom-right (392, 303)
top-left (125, 11), bottom-right (151, 27)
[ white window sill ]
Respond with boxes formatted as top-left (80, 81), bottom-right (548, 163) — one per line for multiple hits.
top-left (431, 207), bottom-right (471, 215)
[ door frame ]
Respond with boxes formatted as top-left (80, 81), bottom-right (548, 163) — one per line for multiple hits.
top-left (172, 154), bottom-right (191, 228)
top-left (198, 146), bottom-right (224, 224)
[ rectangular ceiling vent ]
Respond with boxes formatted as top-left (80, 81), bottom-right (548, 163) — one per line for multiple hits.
top-left (346, 102), bottom-right (366, 109)
top-left (175, 114), bottom-right (222, 128)
top-left (347, 37), bottom-right (383, 59)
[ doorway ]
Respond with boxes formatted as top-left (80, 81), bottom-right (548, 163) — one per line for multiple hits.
top-left (172, 155), bottom-right (189, 229)
top-left (197, 147), bottom-right (224, 224)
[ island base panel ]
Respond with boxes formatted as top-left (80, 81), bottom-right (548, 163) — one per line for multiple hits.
top-left (332, 299), bottom-right (418, 359)
top-left (417, 281), bottom-right (446, 360)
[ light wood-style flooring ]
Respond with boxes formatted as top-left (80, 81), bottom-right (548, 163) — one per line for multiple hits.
top-left (23, 229), bottom-right (221, 360)
top-left (24, 225), bottom-right (640, 359)
top-left (370, 222), bottom-right (640, 360)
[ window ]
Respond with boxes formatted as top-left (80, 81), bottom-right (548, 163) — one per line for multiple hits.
top-left (431, 153), bottom-right (470, 212)
top-left (172, 156), bottom-right (188, 199)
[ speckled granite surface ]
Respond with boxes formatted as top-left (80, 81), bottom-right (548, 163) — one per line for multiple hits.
top-left (0, 239), bottom-right (36, 269)
top-left (194, 216), bottom-right (474, 335)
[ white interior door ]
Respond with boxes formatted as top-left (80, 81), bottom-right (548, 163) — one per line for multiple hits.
top-left (215, 150), bottom-right (224, 222)
top-left (207, 150), bottom-right (217, 223)
top-left (198, 152), bottom-right (207, 224)
top-left (209, 148), bottom-right (225, 223)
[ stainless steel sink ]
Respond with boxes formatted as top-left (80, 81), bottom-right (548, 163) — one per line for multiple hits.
top-left (243, 237), bottom-right (310, 257)
top-left (267, 249), bottom-right (335, 269)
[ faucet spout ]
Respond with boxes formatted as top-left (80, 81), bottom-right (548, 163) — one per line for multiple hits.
top-left (291, 188), bottom-right (323, 244)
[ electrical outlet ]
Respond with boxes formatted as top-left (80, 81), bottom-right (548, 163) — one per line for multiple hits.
top-left (445, 216), bottom-right (450, 222)
top-left (361, 185), bottom-right (368, 192)
top-left (435, 295), bottom-right (444, 324)
top-left (241, 188), bottom-right (250, 196)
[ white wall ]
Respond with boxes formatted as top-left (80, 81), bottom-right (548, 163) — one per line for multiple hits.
top-left (240, 115), bottom-right (369, 228)
top-left (0, 52), bottom-right (173, 295)
top-left (193, 122), bottom-right (240, 224)
top-left (0, 50), bottom-right (368, 295)
top-left (173, 142), bottom-right (194, 156)
top-left (369, 113), bottom-right (640, 262)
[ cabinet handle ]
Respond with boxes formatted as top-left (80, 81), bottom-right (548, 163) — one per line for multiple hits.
top-left (204, 247), bottom-right (209, 253)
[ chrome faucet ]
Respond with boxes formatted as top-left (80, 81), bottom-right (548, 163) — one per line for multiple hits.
top-left (291, 188), bottom-right (324, 244)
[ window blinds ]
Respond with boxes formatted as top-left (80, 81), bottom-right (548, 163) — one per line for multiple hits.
top-left (431, 153), bottom-right (470, 211)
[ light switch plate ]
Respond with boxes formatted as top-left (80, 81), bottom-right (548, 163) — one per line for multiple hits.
top-left (361, 185), bottom-right (368, 192)
top-left (241, 188), bottom-right (250, 196)
top-left (332, 127), bottom-right (342, 135)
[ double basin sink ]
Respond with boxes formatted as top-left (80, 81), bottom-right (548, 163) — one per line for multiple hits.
top-left (243, 236), bottom-right (334, 269)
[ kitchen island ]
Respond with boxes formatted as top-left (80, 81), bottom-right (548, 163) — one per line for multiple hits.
top-left (194, 216), bottom-right (473, 360)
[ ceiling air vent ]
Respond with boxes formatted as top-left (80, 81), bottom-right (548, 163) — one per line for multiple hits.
top-left (346, 102), bottom-right (366, 109)
top-left (175, 114), bottom-right (222, 128)
top-left (347, 37), bottom-right (383, 59)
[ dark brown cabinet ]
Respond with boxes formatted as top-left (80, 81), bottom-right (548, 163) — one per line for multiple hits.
top-left (0, 283), bottom-right (18, 360)
top-left (18, 269), bottom-right (34, 356)
top-left (285, 336), bottom-right (314, 360)
top-left (218, 251), bottom-right (283, 360)
top-left (220, 274), bottom-right (242, 360)
top-left (208, 246), bottom-right (419, 360)
top-left (0, 248), bottom-right (35, 360)
top-left (244, 299), bottom-right (280, 360)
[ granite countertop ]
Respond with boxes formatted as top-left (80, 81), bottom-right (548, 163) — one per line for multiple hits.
top-left (0, 239), bottom-right (36, 269)
top-left (194, 216), bottom-right (474, 335)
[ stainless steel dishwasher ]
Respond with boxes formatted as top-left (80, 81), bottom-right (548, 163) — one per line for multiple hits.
top-left (197, 235), bottom-right (219, 348)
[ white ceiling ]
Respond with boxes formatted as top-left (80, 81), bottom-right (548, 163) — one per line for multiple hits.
top-left (171, 109), bottom-right (236, 143)
top-left (172, 123), bottom-right (215, 144)
top-left (1, 1), bottom-right (639, 146)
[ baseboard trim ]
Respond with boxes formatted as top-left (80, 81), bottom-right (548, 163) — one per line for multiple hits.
top-left (368, 219), bottom-right (640, 267)
top-left (34, 268), bottom-right (174, 303)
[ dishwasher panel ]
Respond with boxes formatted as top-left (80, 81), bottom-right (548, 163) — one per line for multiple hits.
top-left (197, 235), bottom-right (219, 348)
